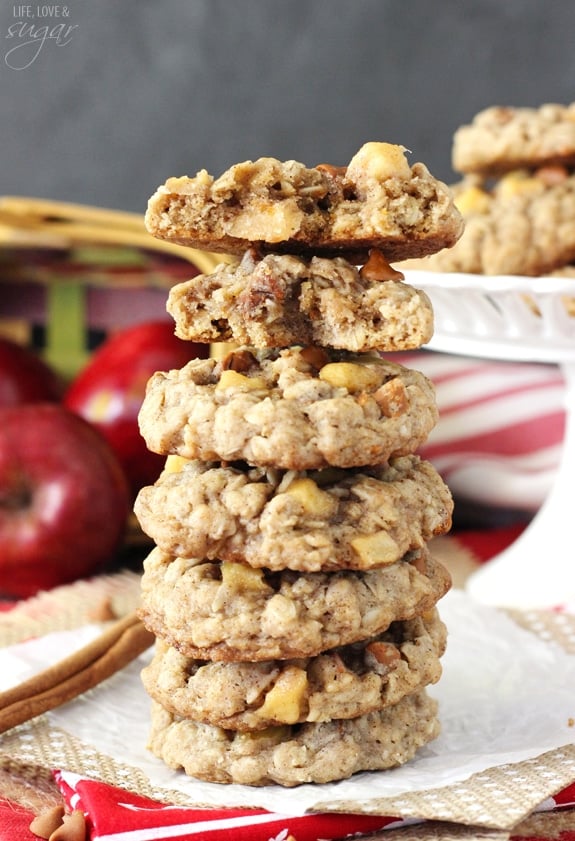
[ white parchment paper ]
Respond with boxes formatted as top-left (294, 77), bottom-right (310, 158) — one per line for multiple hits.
top-left (1, 590), bottom-right (574, 816)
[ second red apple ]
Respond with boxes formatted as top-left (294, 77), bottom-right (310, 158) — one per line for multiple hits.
top-left (0, 337), bottom-right (62, 407)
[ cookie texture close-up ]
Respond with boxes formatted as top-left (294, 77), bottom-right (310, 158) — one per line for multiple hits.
top-left (134, 455), bottom-right (453, 572)
top-left (452, 102), bottom-right (575, 175)
top-left (167, 249), bottom-right (434, 352)
top-left (137, 346), bottom-right (439, 470)
top-left (145, 142), bottom-right (463, 262)
top-left (146, 690), bottom-right (440, 786)
top-left (138, 546), bottom-right (451, 661)
top-left (401, 167), bottom-right (575, 276)
top-left (141, 611), bottom-right (446, 730)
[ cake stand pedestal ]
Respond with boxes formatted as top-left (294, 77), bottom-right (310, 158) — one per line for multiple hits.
top-left (404, 271), bottom-right (575, 609)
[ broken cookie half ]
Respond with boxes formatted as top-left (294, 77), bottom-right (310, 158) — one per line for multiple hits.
top-left (145, 142), bottom-right (463, 262)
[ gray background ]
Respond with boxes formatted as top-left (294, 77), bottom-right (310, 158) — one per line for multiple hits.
top-left (2, 0), bottom-right (575, 213)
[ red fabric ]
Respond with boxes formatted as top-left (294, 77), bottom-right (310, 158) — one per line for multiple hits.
top-left (554, 782), bottom-right (575, 809)
top-left (54, 770), bottom-right (410, 840)
top-left (52, 771), bottom-right (575, 841)
top-left (454, 523), bottom-right (527, 563)
top-left (3, 780), bottom-right (574, 841)
top-left (0, 800), bottom-right (37, 841)
top-left (512, 831), bottom-right (575, 841)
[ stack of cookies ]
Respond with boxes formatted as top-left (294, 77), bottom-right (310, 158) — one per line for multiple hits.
top-left (402, 102), bottom-right (575, 276)
top-left (134, 142), bottom-right (462, 787)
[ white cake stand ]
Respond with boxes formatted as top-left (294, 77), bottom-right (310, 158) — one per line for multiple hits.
top-left (403, 270), bottom-right (575, 610)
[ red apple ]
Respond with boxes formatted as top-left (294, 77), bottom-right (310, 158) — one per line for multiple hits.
top-left (64, 321), bottom-right (208, 498)
top-left (0, 337), bottom-right (63, 407)
top-left (0, 403), bottom-right (131, 599)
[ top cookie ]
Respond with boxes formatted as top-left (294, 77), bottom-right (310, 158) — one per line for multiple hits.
top-left (145, 142), bottom-right (463, 262)
top-left (453, 103), bottom-right (575, 175)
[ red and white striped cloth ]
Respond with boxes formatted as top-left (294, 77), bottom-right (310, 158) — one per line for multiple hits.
top-left (54, 770), bottom-right (412, 840)
top-left (50, 770), bottom-right (575, 841)
top-left (392, 351), bottom-right (566, 513)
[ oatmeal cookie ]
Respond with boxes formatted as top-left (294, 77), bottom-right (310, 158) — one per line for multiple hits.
top-left (138, 546), bottom-right (451, 661)
top-left (142, 611), bottom-right (446, 730)
top-left (401, 168), bottom-right (575, 276)
top-left (147, 690), bottom-right (440, 786)
top-left (138, 346), bottom-right (438, 470)
top-left (167, 250), bottom-right (434, 352)
top-left (134, 455), bottom-right (453, 572)
top-left (453, 103), bottom-right (575, 175)
top-left (145, 142), bottom-right (463, 262)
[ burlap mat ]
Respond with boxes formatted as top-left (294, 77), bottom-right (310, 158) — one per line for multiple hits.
top-left (1, 537), bottom-right (574, 840)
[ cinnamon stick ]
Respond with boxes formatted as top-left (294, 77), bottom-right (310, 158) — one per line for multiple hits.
top-left (0, 612), bottom-right (154, 735)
